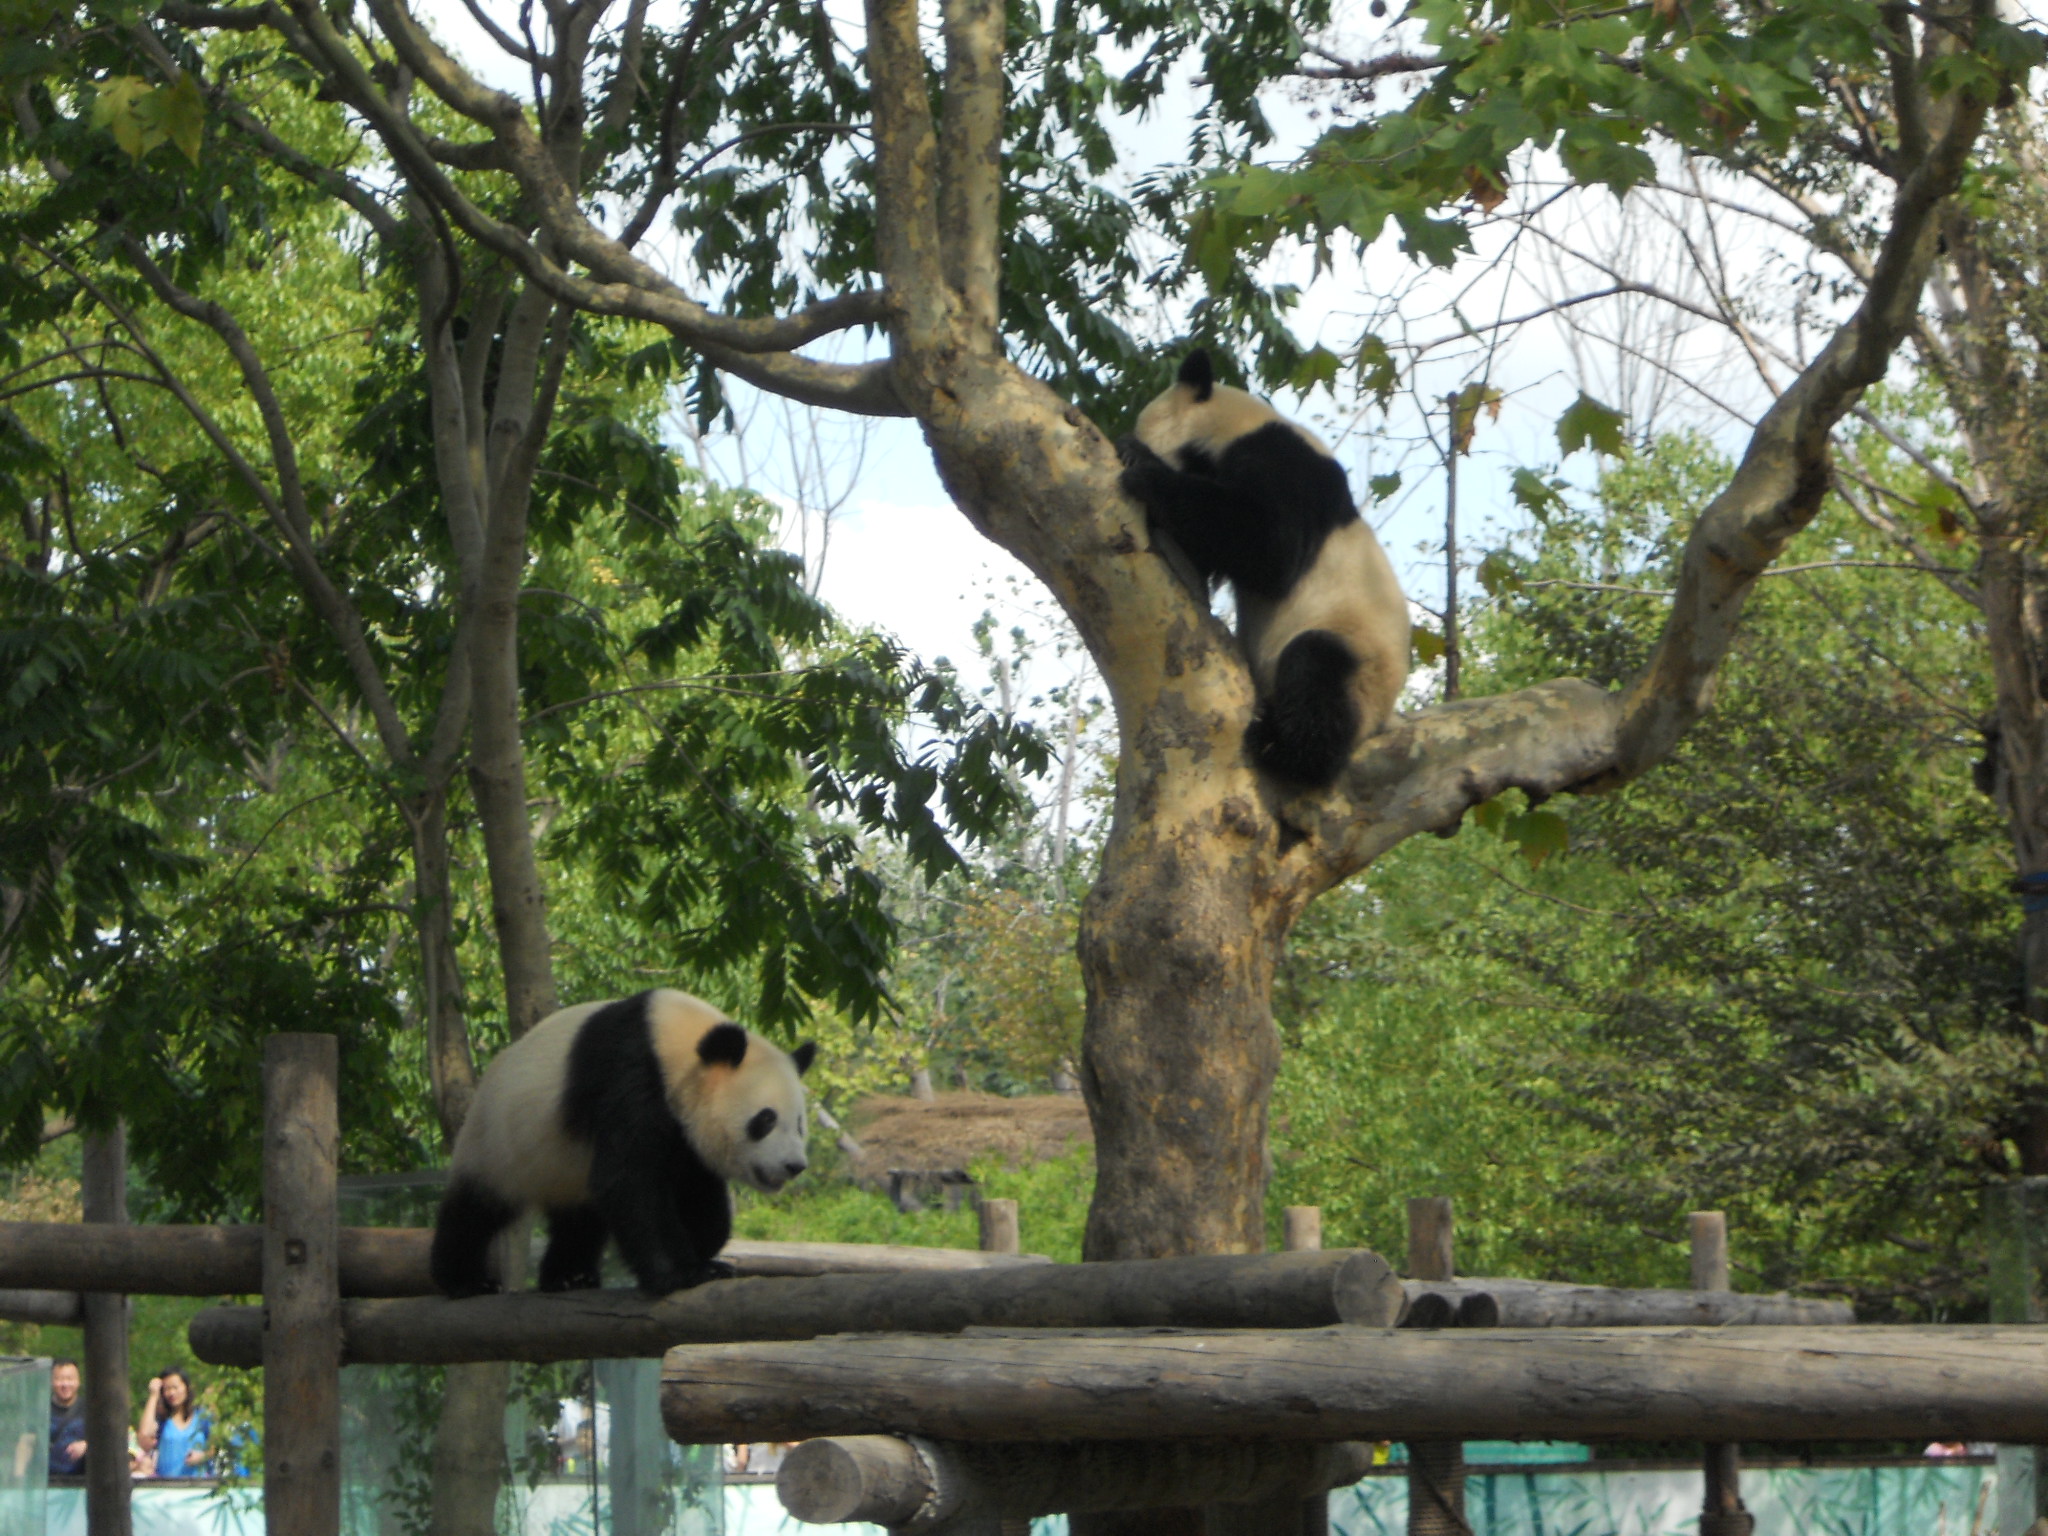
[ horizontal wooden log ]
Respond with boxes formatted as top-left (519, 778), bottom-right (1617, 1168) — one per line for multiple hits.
top-left (0, 1222), bottom-right (1048, 1297)
top-left (0, 1287), bottom-right (83, 1325)
top-left (1403, 1278), bottom-right (1854, 1329)
top-left (189, 1250), bottom-right (1404, 1366)
top-left (723, 1240), bottom-right (1051, 1276)
top-left (657, 1325), bottom-right (2048, 1444)
top-left (778, 1435), bottom-right (1373, 1527)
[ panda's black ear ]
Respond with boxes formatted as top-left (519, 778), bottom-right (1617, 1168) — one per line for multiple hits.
top-left (1177, 349), bottom-right (1215, 402)
top-left (697, 1022), bottom-right (749, 1068)
top-left (791, 1042), bottom-right (817, 1076)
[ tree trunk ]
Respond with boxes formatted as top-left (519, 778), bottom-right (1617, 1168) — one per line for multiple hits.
top-left (466, 287), bottom-right (565, 1039)
top-left (410, 796), bottom-right (477, 1146)
top-left (1971, 527), bottom-right (2048, 1171)
top-left (1078, 812), bottom-right (1289, 1259)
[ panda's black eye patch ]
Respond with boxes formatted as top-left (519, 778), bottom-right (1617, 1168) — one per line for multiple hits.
top-left (746, 1108), bottom-right (778, 1142)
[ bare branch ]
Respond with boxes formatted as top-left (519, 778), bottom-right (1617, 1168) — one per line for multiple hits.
top-left (1295, 44), bottom-right (1440, 81)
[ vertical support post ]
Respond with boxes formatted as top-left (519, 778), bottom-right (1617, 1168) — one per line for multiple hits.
top-left (1405, 1198), bottom-right (1463, 1536)
top-left (1282, 1207), bottom-right (1322, 1254)
top-left (979, 1204), bottom-right (1032, 1536)
top-left (264, 1034), bottom-right (340, 1536)
top-left (979, 1198), bottom-right (1020, 1256)
top-left (1690, 1212), bottom-right (1753, 1536)
top-left (81, 1124), bottom-right (130, 1536)
top-left (1289, 1208), bottom-right (1330, 1536)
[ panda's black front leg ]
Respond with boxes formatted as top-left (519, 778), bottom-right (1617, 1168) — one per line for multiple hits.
top-left (1115, 435), bottom-right (1248, 586)
top-left (538, 1204), bottom-right (608, 1292)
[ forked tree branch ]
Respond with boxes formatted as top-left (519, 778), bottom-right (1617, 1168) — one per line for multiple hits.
top-left (1293, 5), bottom-right (1997, 897)
top-left (216, 0), bottom-right (903, 411)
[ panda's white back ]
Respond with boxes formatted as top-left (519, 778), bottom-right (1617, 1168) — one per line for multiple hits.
top-left (450, 1000), bottom-right (601, 1210)
top-left (1239, 520), bottom-right (1411, 733)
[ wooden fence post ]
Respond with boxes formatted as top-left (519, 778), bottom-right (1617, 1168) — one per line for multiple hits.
top-left (1405, 1198), bottom-right (1463, 1536)
top-left (1290, 1208), bottom-right (1331, 1536)
top-left (81, 1124), bottom-right (130, 1536)
top-left (1690, 1211), bottom-right (1754, 1536)
top-left (979, 1199), bottom-right (1020, 1256)
top-left (263, 1034), bottom-right (340, 1536)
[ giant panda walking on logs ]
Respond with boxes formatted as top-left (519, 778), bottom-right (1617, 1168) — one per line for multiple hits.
top-left (430, 989), bottom-right (815, 1298)
top-left (1117, 349), bottom-right (1411, 789)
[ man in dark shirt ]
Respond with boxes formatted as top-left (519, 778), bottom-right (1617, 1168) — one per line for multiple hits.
top-left (47, 1359), bottom-right (86, 1476)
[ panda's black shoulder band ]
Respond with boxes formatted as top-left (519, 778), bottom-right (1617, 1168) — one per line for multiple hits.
top-left (1177, 349), bottom-right (1215, 401)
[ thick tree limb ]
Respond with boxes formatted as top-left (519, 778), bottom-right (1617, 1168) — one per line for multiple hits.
top-left (1286, 32), bottom-right (1997, 899)
top-left (938, 0), bottom-right (1004, 337)
top-left (863, 0), bottom-right (952, 348)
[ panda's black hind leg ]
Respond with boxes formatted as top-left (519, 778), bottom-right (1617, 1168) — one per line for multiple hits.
top-left (539, 1204), bottom-right (609, 1291)
top-left (430, 1176), bottom-right (518, 1299)
top-left (1247, 629), bottom-right (1360, 789)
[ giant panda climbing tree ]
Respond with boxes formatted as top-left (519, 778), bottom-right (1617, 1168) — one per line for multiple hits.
top-left (137, 0), bottom-right (2027, 1263)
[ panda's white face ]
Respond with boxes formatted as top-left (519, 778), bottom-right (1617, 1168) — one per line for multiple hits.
top-left (649, 993), bottom-right (816, 1195)
top-left (725, 1055), bottom-right (812, 1193)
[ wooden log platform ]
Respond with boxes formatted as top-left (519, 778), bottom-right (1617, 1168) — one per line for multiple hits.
top-left (656, 1325), bottom-right (2048, 1445)
top-left (188, 1249), bottom-right (1405, 1366)
top-left (0, 1222), bottom-right (1048, 1297)
top-left (777, 1435), bottom-right (1374, 1528)
top-left (1402, 1278), bottom-right (1854, 1329)
top-left (0, 1288), bottom-right (83, 1326)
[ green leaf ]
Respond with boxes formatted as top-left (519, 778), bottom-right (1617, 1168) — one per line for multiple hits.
top-left (1289, 345), bottom-right (1341, 394)
top-left (1469, 796), bottom-right (1506, 833)
top-left (1368, 471), bottom-right (1402, 501)
top-left (1355, 334), bottom-right (1399, 408)
top-left (1510, 467), bottom-right (1566, 523)
top-left (1449, 381), bottom-right (1503, 454)
top-left (1411, 623), bottom-right (1445, 665)
top-left (1504, 808), bottom-right (1569, 869)
top-left (92, 75), bottom-right (158, 160)
top-left (1557, 393), bottom-right (1629, 458)
top-left (160, 72), bottom-right (206, 165)
top-left (1476, 549), bottom-right (1523, 597)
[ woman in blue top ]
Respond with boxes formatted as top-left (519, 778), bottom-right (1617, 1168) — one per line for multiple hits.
top-left (138, 1368), bottom-right (210, 1478)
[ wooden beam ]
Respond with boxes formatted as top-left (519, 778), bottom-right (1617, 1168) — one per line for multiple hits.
top-left (1405, 1278), bottom-right (1854, 1329)
top-left (263, 1034), bottom-right (340, 1536)
top-left (0, 1223), bottom-right (1048, 1296)
top-left (0, 1288), bottom-right (81, 1326)
top-left (655, 1325), bottom-right (2048, 1444)
top-left (80, 1125), bottom-right (130, 1536)
top-left (189, 1250), bottom-right (1406, 1367)
top-left (777, 1436), bottom-right (1373, 1527)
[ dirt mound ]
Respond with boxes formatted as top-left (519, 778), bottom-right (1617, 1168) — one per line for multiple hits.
top-left (845, 1092), bottom-right (1091, 1181)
